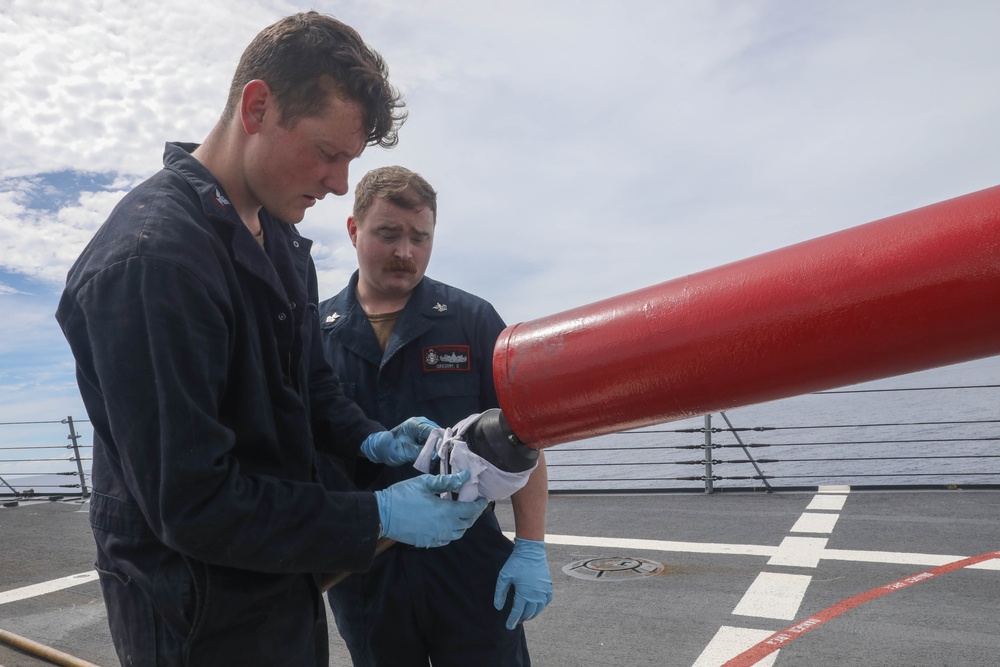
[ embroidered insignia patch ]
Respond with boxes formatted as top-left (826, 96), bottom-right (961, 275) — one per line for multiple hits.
top-left (210, 187), bottom-right (231, 211)
top-left (422, 345), bottom-right (470, 371)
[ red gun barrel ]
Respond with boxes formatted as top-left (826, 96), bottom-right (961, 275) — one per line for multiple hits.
top-left (494, 185), bottom-right (1000, 449)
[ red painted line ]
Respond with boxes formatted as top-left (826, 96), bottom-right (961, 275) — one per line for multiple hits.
top-left (721, 550), bottom-right (1000, 667)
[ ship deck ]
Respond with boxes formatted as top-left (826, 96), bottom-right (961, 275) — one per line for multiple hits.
top-left (2, 487), bottom-right (998, 666)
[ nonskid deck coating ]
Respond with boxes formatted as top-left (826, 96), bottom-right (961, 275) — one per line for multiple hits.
top-left (1, 489), bottom-right (998, 666)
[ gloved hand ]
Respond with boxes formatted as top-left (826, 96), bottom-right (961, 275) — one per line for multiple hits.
top-left (375, 470), bottom-right (488, 548)
top-left (361, 416), bottom-right (439, 466)
top-left (494, 538), bottom-right (553, 629)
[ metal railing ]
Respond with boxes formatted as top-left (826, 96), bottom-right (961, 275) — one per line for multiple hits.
top-left (543, 383), bottom-right (1000, 493)
top-left (0, 416), bottom-right (91, 499)
top-left (2, 384), bottom-right (999, 498)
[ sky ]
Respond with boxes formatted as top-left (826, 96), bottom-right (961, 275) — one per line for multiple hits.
top-left (2, 0), bottom-right (1000, 438)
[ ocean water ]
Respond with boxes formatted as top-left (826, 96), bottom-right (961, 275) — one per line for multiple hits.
top-left (3, 356), bottom-right (999, 496)
top-left (543, 354), bottom-right (1000, 491)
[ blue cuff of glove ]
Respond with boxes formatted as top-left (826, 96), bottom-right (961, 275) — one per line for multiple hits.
top-left (513, 537), bottom-right (546, 555)
top-left (374, 489), bottom-right (391, 538)
top-left (359, 431), bottom-right (384, 462)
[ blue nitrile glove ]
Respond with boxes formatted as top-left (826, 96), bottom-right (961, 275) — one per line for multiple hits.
top-left (360, 416), bottom-right (439, 466)
top-left (494, 538), bottom-right (553, 629)
top-left (374, 470), bottom-right (488, 548)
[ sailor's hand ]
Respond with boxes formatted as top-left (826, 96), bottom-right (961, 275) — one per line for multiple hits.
top-left (494, 538), bottom-right (553, 629)
top-left (374, 470), bottom-right (488, 548)
top-left (360, 416), bottom-right (439, 466)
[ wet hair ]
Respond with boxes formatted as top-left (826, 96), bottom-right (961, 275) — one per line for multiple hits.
top-left (222, 11), bottom-right (406, 148)
top-left (353, 166), bottom-right (438, 222)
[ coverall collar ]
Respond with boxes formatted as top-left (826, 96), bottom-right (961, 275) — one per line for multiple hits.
top-left (321, 272), bottom-right (453, 370)
top-left (162, 142), bottom-right (314, 307)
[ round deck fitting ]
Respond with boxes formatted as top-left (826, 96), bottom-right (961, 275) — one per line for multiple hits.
top-left (562, 556), bottom-right (665, 581)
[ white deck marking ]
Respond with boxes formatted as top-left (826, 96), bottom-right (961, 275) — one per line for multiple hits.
top-left (767, 536), bottom-right (828, 568)
top-left (806, 494), bottom-right (847, 511)
top-left (522, 533), bottom-right (777, 557)
top-left (690, 491), bottom-right (849, 665)
top-left (790, 512), bottom-right (840, 534)
top-left (967, 560), bottom-right (1000, 570)
top-left (508, 532), bottom-right (997, 568)
top-left (823, 548), bottom-right (1000, 569)
top-left (732, 572), bottom-right (813, 620)
top-left (0, 571), bottom-right (98, 605)
top-left (691, 626), bottom-right (779, 667)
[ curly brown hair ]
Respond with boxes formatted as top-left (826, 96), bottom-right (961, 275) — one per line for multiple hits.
top-left (353, 166), bottom-right (437, 223)
top-left (222, 11), bottom-right (406, 148)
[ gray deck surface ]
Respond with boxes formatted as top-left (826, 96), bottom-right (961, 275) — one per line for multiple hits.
top-left (2, 489), bottom-right (998, 666)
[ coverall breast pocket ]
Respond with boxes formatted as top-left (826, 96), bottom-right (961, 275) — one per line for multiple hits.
top-left (417, 372), bottom-right (482, 425)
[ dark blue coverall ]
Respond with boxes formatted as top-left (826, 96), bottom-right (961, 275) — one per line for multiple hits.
top-left (320, 272), bottom-right (530, 666)
top-left (56, 143), bottom-right (383, 666)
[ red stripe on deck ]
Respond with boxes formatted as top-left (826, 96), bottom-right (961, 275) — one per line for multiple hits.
top-left (721, 550), bottom-right (1000, 667)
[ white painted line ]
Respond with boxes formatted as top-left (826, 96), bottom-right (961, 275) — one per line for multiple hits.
top-left (818, 485), bottom-right (851, 493)
top-left (806, 494), bottom-right (847, 511)
top-left (790, 512), bottom-right (840, 534)
top-left (732, 572), bottom-right (813, 620)
top-left (0, 571), bottom-right (99, 605)
top-left (968, 560), bottom-right (1000, 570)
top-left (517, 533), bottom-right (999, 570)
top-left (822, 548), bottom-right (956, 566)
top-left (525, 533), bottom-right (777, 557)
top-left (767, 536), bottom-right (828, 568)
top-left (691, 626), bottom-right (779, 667)
top-left (823, 548), bottom-right (1000, 569)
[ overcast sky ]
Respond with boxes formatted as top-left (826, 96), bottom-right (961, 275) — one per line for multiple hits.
top-left (3, 0), bottom-right (1000, 430)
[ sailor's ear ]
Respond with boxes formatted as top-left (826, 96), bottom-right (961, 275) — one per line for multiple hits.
top-left (239, 80), bottom-right (272, 135)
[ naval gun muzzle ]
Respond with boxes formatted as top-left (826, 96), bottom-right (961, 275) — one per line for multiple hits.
top-left (461, 408), bottom-right (538, 473)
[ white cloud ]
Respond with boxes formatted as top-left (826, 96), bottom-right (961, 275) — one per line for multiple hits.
top-left (1, 0), bottom-right (286, 178)
top-left (297, 0), bottom-right (1000, 319)
top-left (0, 185), bottom-right (127, 283)
top-left (2, 0), bottom-right (1000, 426)
top-left (6, 2), bottom-right (1000, 317)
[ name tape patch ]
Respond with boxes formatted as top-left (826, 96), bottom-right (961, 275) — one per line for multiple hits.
top-left (423, 345), bottom-right (471, 372)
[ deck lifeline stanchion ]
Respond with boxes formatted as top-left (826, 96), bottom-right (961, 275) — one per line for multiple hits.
top-left (0, 473), bottom-right (17, 496)
top-left (63, 416), bottom-right (89, 498)
top-left (703, 414), bottom-right (714, 494)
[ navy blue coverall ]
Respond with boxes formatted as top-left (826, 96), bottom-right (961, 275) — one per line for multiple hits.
top-left (320, 272), bottom-right (530, 666)
top-left (56, 143), bottom-right (383, 666)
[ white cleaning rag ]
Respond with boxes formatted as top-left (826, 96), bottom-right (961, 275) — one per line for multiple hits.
top-left (414, 412), bottom-right (536, 502)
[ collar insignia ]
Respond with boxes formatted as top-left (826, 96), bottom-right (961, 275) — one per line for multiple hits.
top-left (210, 187), bottom-right (231, 210)
top-left (433, 302), bottom-right (448, 312)
top-left (325, 312), bottom-right (340, 323)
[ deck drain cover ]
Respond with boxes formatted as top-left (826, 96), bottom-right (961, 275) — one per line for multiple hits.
top-left (562, 556), bottom-right (664, 581)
